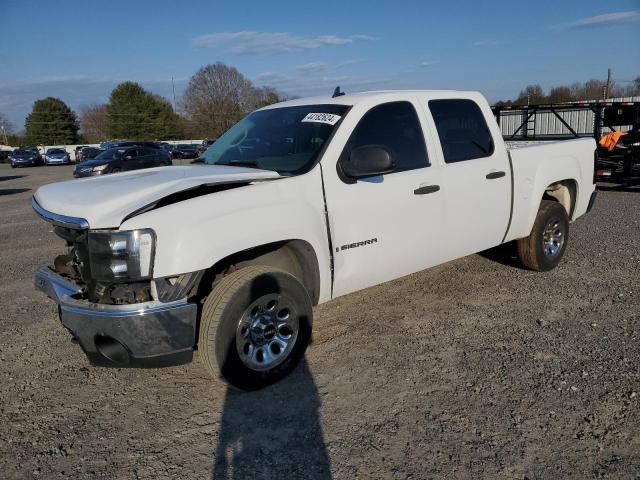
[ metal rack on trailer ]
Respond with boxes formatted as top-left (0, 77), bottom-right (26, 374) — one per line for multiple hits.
top-left (492, 100), bottom-right (640, 184)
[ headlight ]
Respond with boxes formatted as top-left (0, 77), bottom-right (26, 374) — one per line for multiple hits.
top-left (92, 164), bottom-right (108, 171)
top-left (88, 229), bottom-right (155, 281)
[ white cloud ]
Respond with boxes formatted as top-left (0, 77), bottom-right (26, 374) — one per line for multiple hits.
top-left (335, 58), bottom-right (367, 69)
top-left (296, 62), bottom-right (327, 73)
top-left (420, 61), bottom-right (438, 67)
top-left (472, 40), bottom-right (499, 47)
top-left (559, 11), bottom-right (640, 29)
top-left (191, 31), bottom-right (374, 54)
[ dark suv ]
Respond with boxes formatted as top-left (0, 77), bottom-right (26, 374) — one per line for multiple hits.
top-left (73, 146), bottom-right (172, 177)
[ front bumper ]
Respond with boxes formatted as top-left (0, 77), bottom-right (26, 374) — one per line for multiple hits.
top-left (11, 159), bottom-right (37, 167)
top-left (35, 265), bottom-right (197, 368)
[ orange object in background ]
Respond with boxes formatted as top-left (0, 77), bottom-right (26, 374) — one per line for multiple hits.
top-left (598, 131), bottom-right (628, 151)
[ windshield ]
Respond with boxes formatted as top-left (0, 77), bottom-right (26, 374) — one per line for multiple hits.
top-left (13, 150), bottom-right (31, 155)
top-left (202, 104), bottom-right (348, 174)
top-left (179, 144), bottom-right (196, 150)
top-left (95, 148), bottom-right (126, 160)
top-left (47, 149), bottom-right (65, 154)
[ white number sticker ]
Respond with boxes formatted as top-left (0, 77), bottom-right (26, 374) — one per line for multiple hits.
top-left (301, 113), bottom-right (342, 125)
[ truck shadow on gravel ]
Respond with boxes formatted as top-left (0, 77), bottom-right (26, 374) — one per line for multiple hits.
top-left (478, 241), bottom-right (523, 269)
top-left (212, 359), bottom-right (331, 480)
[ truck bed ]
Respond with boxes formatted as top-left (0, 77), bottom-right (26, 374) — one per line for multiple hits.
top-left (503, 137), bottom-right (596, 242)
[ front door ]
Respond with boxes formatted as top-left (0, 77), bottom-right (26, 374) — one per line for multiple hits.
top-left (322, 100), bottom-right (446, 298)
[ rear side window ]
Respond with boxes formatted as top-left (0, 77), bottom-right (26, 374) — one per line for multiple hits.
top-left (429, 99), bottom-right (494, 163)
top-left (342, 101), bottom-right (429, 173)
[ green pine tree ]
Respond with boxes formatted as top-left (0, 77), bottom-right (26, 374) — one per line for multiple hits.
top-left (107, 82), bottom-right (181, 140)
top-left (24, 97), bottom-right (79, 145)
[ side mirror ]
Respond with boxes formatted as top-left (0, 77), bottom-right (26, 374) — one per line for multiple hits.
top-left (341, 145), bottom-right (395, 179)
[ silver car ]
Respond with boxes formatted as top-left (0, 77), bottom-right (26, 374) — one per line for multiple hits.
top-left (44, 148), bottom-right (70, 165)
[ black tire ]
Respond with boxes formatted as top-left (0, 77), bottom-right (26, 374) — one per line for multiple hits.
top-left (111, 168), bottom-right (121, 173)
top-left (517, 200), bottom-right (570, 272)
top-left (198, 265), bottom-right (312, 390)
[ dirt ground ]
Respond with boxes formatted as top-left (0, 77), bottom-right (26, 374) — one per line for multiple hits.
top-left (1, 164), bottom-right (638, 479)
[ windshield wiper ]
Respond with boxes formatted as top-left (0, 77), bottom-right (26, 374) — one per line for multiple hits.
top-left (217, 160), bottom-right (261, 168)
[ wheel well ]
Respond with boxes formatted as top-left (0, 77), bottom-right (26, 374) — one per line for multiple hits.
top-left (542, 179), bottom-right (576, 218)
top-left (196, 240), bottom-right (321, 306)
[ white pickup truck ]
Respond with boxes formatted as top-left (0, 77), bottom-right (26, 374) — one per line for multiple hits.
top-left (33, 90), bottom-right (597, 389)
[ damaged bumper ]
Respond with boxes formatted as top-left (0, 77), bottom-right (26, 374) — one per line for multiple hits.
top-left (35, 265), bottom-right (197, 368)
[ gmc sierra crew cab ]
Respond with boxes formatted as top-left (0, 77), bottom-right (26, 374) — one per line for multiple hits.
top-left (33, 90), bottom-right (597, 390)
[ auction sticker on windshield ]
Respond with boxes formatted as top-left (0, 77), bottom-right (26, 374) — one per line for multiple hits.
top-left (301, 113), bottom-right (342, 125)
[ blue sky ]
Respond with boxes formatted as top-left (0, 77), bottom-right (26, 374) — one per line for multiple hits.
top-left (1, 0), bottom-right (639, 130)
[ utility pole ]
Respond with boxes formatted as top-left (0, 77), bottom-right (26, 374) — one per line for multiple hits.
top-left (0, 121), bottom-right (7, 146)
top-left (605, 68), bottom-right (612, 100)
top-left (172, 77), bottom-right (177, 112)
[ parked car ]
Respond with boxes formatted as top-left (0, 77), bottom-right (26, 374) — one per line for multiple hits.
top-left (73, 146), bottom-right (172, 177)
top-left (196, 138), bottom-right (216, 157)
top-left (174, 143), bottom-right (198, 159)
top-left (99, 140), bottom-right (162, 151)
top-left (74, 146), bottom-right (87, 162)
top-left (23, 146), bottom-right (43, 162)
top-left (79, 146), bottom-right (101, 161)
top-left (0, 150), bottom-right (11, 163)
top-left (33, 90), bottom-right (596, 390)
top-left (9, 148), bottom-right (42, 167)
top-left (44, 148), bottom-right (71, 165)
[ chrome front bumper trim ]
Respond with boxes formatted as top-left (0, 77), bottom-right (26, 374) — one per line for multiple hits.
top-left (32, 197), bottom-right (90, 230)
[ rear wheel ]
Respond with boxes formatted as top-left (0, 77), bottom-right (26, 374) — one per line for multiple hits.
top-left (517, 200), bottom-right (569, 271)
top-left (198, 266), bottom-right (312, 390)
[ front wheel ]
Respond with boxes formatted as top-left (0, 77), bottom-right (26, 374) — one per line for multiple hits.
top-left (198, 266), bottom-right (312, 390)
top-left (517, 200), bottom-right (570, 271)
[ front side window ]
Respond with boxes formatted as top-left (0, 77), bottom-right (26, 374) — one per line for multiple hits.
top-left (95, 148), bottom-right (125, 160)
top-left (203, 104), bottom-right (348, 174)
top-left (429, 99), bottom-right (494, 163)
top-left (340, 101), bottom-right (428, 174)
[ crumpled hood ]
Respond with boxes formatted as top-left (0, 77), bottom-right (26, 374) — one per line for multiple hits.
top-left (34, 165), bottom-right (282, 229)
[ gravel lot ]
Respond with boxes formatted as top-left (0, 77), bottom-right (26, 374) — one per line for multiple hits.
top-left (1, 164), bottom-right (638, 479)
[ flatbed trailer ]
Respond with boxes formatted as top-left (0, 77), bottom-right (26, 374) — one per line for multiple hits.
top-left (492, 100), bottom-right (640, 184)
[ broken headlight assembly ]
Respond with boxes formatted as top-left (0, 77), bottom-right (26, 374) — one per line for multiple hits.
top-left (88, 229), bottom-right (155, 282)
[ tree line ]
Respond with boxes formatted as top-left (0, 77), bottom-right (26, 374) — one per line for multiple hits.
top-left (495, 76), bottom-right (640, 106)
top-left (4, 68), bottom-right (639, 146)
top-left (2, 62), bottom-right (285, 146)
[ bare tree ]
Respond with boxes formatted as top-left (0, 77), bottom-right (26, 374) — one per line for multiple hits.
top-left (0, 112), bottom-right (14, 145)
top-left (515, 85), bottom-right (546, 105)
top-left (182, 63), bottom-right (283, 138)
top-left (79, 104), bottom-right (109, 143)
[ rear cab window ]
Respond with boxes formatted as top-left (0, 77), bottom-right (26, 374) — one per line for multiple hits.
top-left (428, 99), bottom-right (494, 163)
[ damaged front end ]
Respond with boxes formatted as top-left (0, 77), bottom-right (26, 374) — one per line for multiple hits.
top-left (32, 197), bottom-right (199, 368)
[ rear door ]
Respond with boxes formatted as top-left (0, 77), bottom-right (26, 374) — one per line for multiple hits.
top-left (140, 148), bottom-right (158, 168)
top-left (322, 99), bottom-right (446, 297)
top-left (424, 98), bottom-right (511, 257)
